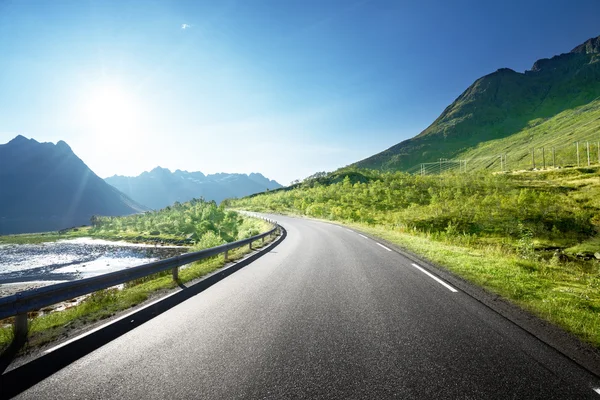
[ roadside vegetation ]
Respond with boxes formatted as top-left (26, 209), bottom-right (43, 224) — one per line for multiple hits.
top-left (228, 167), bottom-right (600, 348)
top-left (0, 199), bottom-right (274, 352)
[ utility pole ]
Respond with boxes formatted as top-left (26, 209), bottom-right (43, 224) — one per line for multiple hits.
top-left (587, 141), bottom-right (590, 166)
top-left (542, 147), bottom-right (545, 169)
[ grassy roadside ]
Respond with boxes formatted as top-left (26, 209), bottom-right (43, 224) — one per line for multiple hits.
top-left (228, 167), bottom-right (600, 349)
top-left (0, 230), bottom-right (276, 353)
top-left (344, 222), bottom-right (600, 348)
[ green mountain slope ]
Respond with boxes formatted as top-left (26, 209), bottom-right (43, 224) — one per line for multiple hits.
top-left (354, 35), bottom-right (600, 172)
top-left (458, 99), bottom-right (600, 171)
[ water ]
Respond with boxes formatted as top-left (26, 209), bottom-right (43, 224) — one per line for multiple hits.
top-left (0, 238), bottom-right (189, 296)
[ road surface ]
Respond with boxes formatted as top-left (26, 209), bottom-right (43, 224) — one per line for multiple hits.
top-left (8, 215), bottom-right (600, 399)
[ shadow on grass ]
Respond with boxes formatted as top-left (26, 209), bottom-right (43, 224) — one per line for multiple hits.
top-left (0, 227), bottom-right (286, 400)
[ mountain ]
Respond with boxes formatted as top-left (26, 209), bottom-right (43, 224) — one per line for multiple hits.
top-left (354, 35), bottom-right (600, 172)
top-left (105, 168), bottom-right (282, 210)
top-left (0, 136), bottom-right (147, 235)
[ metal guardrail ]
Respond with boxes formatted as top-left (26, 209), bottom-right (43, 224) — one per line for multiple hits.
top-left (0, 218), bottom-right (280, 342)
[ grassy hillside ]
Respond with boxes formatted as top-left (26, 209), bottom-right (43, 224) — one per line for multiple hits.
top-left (455, 99), bottom-right (600, 172)
top-left (354, 35), bottom-right (600, 172)
top-left (229, 167), bottom-right (600, 348)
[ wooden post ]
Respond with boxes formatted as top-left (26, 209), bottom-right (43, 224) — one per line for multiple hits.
top-left (500, 155), bottom-right (503, 171)
top-left (552, 147), bottom-right (556, 168)
top-left (542, 148), bottom-right (545, 169)
top-left (587, 141), bottom-right (590, 166)
top-left (504, 154), bottom-right (507, 171)
top-left (532, 148), bottom-right (536, 169)
top-left (577, 142), bottom-right (580, 167)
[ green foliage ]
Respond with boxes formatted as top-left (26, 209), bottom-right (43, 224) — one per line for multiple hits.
top-left (89, 198), bottom-right (269, 245)
top-left (194, 231), bottom-right (226, 250)
top-left (231, 168), bottom-right (597, 251)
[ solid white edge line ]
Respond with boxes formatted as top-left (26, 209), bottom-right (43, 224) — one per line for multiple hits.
top-left (411, 263), bottom-right (458, 293)
top-left (358, 234), bottom-right (368, 239)
top-left (593, 387), bottom-right (600, 395)
top-left (44, 289), bottom-right (182, 354)
top-left (376, 242), bottom-right (392, 252)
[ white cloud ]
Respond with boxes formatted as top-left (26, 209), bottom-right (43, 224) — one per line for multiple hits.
top-left (181, 23), bottom-right (192, 30)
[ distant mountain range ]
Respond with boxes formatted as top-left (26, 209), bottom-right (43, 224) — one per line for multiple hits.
top-left (354, 35), bottom-right (600, 171)
top-left (105, 168), bottom-right (282, 210)
top-left (0, 136), bottom-right (147, 234)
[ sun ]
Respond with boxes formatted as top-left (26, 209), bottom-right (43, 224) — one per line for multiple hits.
top-left (81, 83), bottom-right (141, 140)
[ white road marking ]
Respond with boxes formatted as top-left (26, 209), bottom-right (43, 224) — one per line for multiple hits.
top-left (593, 387), bottom-right (600, 395)
top-left (358, 234), bottom-right (368, 239)
top-left (345, 228), bottom-right (354, 232)
top-left (376, 242), bottom-right (392, 252)
top-left (411, 263), bottom-right (458, 293)
top-left (44, 290), bottom-right (181, 354)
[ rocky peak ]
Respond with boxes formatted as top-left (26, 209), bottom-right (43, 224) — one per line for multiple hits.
top-left (55, 140), bottom-right (73, 153)
top-left (571, 35), bottom-right (600, 54)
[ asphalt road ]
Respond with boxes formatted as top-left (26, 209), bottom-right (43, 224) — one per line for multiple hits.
top-left (10, 215), bottom-right (600, 399)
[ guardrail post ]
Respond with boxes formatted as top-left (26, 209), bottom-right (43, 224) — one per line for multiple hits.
top-left (14, 313), bottom-right (28, 343)
top-left (262, 236), bottom-right (265, 245)
top-left (224, 249), bottom-right (228, 262)
top-left (249, 241), bottom-right (253, 250)
top-left (172, 266), bottom-right (179, 281)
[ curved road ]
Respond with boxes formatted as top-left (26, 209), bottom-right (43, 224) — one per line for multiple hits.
top-left (10, 215), bottom-right (600, 399)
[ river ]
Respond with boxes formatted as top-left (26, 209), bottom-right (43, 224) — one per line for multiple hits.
top-left (0, 238), bottom-right (189, 297)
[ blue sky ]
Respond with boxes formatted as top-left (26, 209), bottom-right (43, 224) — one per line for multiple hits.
top-left (1, 0), bottom-right (599, 185)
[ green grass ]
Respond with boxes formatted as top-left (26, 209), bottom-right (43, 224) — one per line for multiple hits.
top-left (0, 232), bottom-right (276, 352)
top-left (230, 166), bottom-right (600, 348)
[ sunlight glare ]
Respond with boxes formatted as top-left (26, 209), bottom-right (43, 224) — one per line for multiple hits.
top-left (81, 84), bottom-right (142, 141)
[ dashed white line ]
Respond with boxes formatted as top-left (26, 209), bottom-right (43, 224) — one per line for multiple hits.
top-left (376, 242), bottom-right (392, 252)
top-left (411, 263), bottom-right (458, 293)
top-left (593, 387), bottom-right (600, 395)
top-left (345, 228), bottom-right (354, 232)
top-left (358, 234), bottom-right (368, 239)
